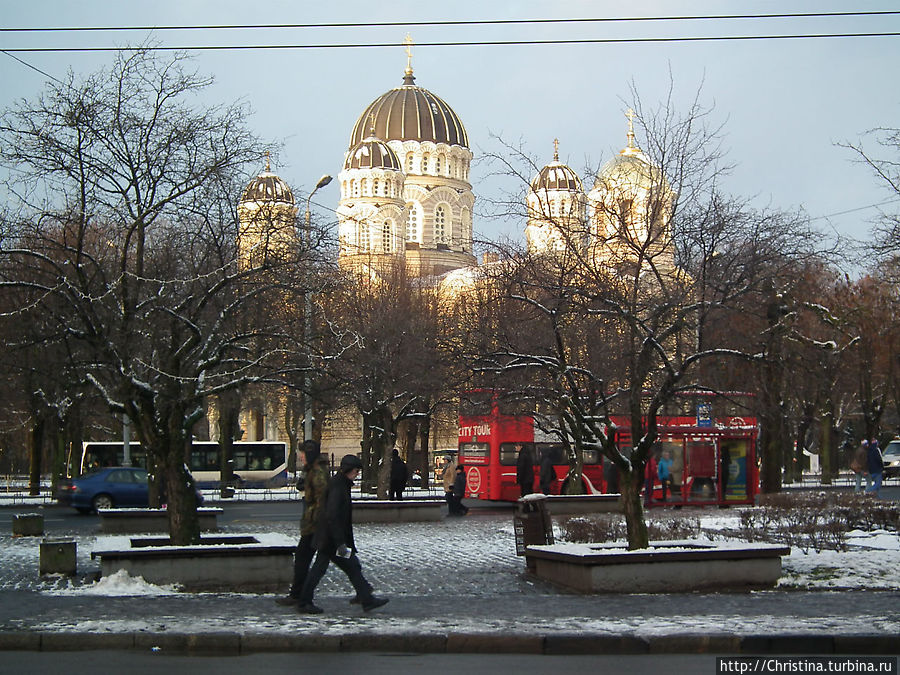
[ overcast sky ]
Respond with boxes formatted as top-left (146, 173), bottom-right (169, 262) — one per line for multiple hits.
top-left (3, 0), bottom-right (899, 253)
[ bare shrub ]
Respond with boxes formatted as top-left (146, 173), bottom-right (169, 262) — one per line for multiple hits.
top-left (562, 514), bottom-right (700, 544)
top-left (740, 492), bottom-right (899, 553)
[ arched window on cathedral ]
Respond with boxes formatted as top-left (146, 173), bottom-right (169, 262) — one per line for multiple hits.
top-left (422, 154), bottom-right (430, 174)
top-left (358, 223), bottom-right (370, 252)
top-left (352, 180), bottom-right (359, 198)
top-left (406, 153), bottom-right (415, 173)
top-left (435, 155), bottom-right (442, 175)
top-left (361, 178), bottom-right (369, 197)
top-left (382, 220), bottom-right (393, 253)
top-left (434, 205), bottom-right (448, 244)
top-left (373, 179), bottom-right (380, 196)
top-left (406, 203), bottom-right (420, 242)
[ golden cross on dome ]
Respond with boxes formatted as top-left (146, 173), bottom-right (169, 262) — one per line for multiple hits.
top-left (553, 138), bottom-right (559, 162)
top-left (264, 150), bottom-right (271, 172)
top-left (368, 112), bottom-right (377, 137)
top-left (404, 33), bottom-right (414, 75)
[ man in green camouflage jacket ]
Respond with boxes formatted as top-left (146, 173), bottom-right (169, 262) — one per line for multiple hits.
top-left (276, 440), bottom-right (330, 607)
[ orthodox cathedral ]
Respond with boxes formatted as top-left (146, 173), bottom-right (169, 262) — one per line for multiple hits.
top-left (335, 46), bottom-right (476, 278)
top-left (230, 44), bottom-right (673, 463)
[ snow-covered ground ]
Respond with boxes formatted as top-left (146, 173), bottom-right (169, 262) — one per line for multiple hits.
top-left (1, 505), bottom-right (898, 638)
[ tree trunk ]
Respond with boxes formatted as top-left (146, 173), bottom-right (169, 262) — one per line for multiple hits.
top-left (360, 412), bottom-right (377, 494)
top-left (620, 468), bottom-right (649, 549)
top-left (403, 414), bottom-right (431, 490)
top-left (165, 459), bottom-right (201, 545)
top-left (217, 390), bottom-right (241, 496)
top-left (562, 445), bottom-right (585, 495)
top-left (28, 415), bottom-right (44, 497)
top-left (375, 407), bottom-right (395, 499)
top-left (818, 412), bottom-right (829, 485)
top-left (759, 410), bottom-right (785, 493)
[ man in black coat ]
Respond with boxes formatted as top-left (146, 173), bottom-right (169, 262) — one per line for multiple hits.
top-left (516, 444), bottom-right (535, 497)
top-left (539, 449), bottom-right (555, 495)
top-left (296, 454), bottom-right (389, 614)
top-left (389, 448), bottom-right (408, 500)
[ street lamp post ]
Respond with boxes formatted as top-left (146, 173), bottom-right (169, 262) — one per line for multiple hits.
top-left (303, 174), bottom-right (332, 443)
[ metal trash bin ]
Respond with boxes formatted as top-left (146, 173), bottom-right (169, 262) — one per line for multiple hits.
top-left (513, 495), bottom-right (554, 569)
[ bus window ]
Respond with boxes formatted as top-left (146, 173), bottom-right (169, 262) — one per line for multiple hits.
top-left (537, 443), bottom-right (566, 465)
top-left (233, 449), bottom-right (250, 471)
top-left (499, 442), bottom-right (534, 466)
top-left (582, 446), bottom-right (599, 465)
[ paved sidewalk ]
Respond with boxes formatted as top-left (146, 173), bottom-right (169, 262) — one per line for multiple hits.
top-left (1, 510), bottom-right (898, 655)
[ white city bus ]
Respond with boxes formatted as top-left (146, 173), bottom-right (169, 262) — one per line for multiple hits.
top-left (80, 440), bottom-right (289, 488)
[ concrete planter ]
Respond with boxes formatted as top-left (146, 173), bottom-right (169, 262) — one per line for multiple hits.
top-left (97, 507), bottom-right (223, 534)
top-left (12, 513), bottom-right (44, 536)
top-left (91, 533), bottom-right (295, 591)
top-left (526, 540), bottom-right (790, 593)
top-left (352, 499), bottom-right (444, 523)
top-left (40, 539), bottom-right (77, 576)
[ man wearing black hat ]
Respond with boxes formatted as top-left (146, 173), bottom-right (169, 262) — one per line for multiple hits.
top-left (296, 454), bottom-right (389, 614)
top-left (276, 440), bottom-right (329, 607)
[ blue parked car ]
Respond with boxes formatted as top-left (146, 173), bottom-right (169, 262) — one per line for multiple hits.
top-left (58, 466), bottom-right (151, 513)
top-left (58, 467), bottom-right (205, 513)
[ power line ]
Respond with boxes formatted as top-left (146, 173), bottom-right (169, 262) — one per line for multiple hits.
top-left (0, 50), bottom-right (62, 83)
top-left (2, 11), bottom-right (899, 33)
top-left (810, 198), bottom-right (900, 223)
top-left (3, 32), bottom-right (900, 53)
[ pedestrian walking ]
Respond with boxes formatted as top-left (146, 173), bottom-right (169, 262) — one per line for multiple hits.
top-left (850, 440), bottom-right (871, 493)
top-left (449, 463), bottom-right (469, 516)
top-left (865, 439), bottom-right (884, 497)
top-left (657, 449), bottom-right (674, 502)
top-left (296, 454), bottom-right (389, 614)
top-left (539, 448), bottom-right (555, 495)
top-left (516, 444), bottom-right (535, 497)
top-left (389, 448), bottom-right (408, 500)
top-left (275, 440), bottom-right (330, 607)
top-left (442, 454), bottom-right (458, 514)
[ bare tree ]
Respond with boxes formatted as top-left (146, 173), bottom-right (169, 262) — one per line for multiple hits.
top-left (318, 261), bottom-right (469, 497)
top-left (477, 83), bottom-right (821, 548)
top-left (0, 49), bottom-right (312, 544)
top-left (841, 127), bottom-right (900, 272)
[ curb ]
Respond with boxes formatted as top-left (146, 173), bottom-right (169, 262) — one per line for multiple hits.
top-left (0, 631), bottom-right (897, 655)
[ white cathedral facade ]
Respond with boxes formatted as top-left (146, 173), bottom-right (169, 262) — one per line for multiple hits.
top-left (229, 50), bottom-right (673, 464)
top-left (336, 58), bottom-right (476, 278)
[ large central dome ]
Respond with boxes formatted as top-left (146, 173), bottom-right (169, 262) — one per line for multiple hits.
top-left (349, 73), bottom-right (469, 148)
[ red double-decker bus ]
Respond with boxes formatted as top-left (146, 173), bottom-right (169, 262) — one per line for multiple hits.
top-left (457, 390), bottom-right (605, 501)
top-left (457, 390), bottom-right (759, 506)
